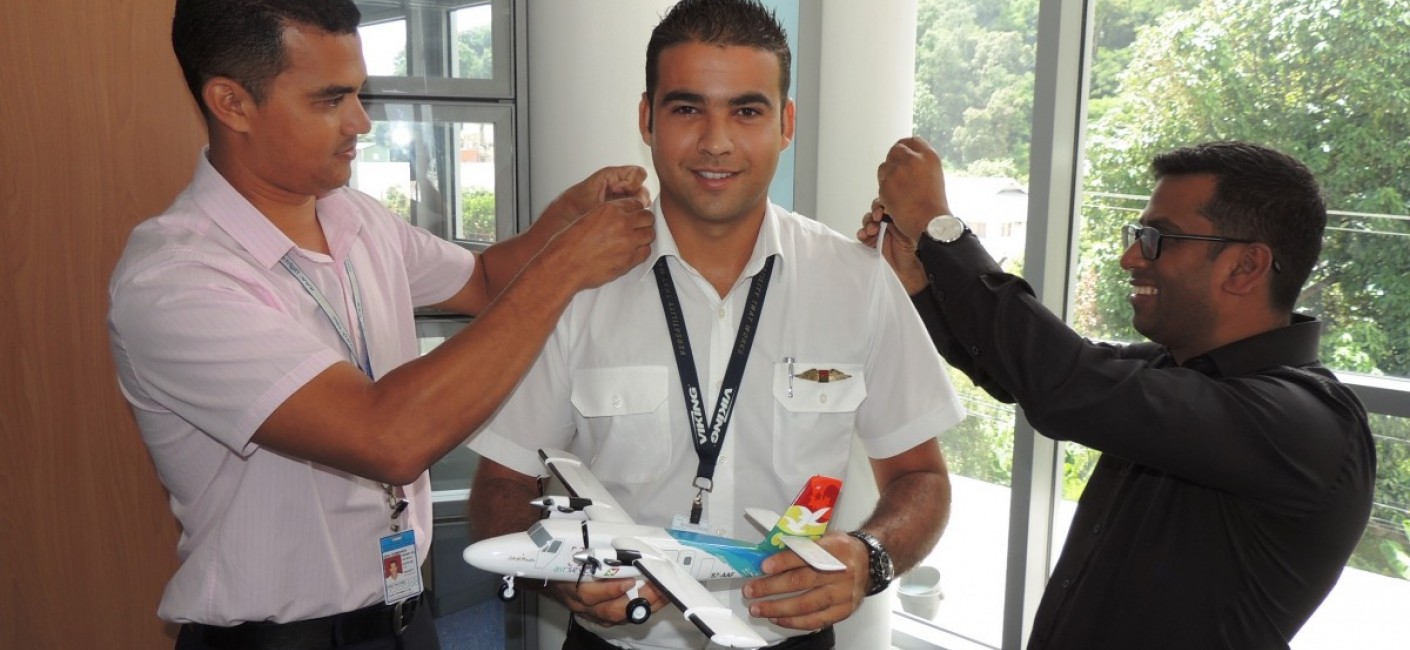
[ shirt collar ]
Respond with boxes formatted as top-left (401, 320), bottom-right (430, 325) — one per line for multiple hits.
top-left (191, 149), bottom-right (363, 269)
top-left (630, 199), bottom-right (786, 285)
top-left (1183, 314), bottom-right (1324, 377)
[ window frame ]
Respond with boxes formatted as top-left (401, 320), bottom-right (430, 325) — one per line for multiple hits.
top-left (354, 0), bottom-right (528, 253)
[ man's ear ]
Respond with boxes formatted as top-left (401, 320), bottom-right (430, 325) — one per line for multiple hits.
top-left (203, 76), bottom-right (256, 134)
top-left (780, 98), bottom-right (796, 150)
top-left (638, 92), bottom-right (653, 144)
top-left (1223, 242), bottom-right (1276, 297)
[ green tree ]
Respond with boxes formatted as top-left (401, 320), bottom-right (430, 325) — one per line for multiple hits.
top-left (460, 188), bottom-right (496, 241)
top-left (457, 24), bottom-right (493, 79)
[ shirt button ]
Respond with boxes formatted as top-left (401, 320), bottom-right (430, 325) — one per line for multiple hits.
top-left (718, 307), bottom-right (727, 319)
top-left (612, 395), bottom-right (623, 409)
top-left (819, 393), bottom-right (828, 404)
top-left (1061, 578), bottom-right (1072, 589)
top-left (1091, 523), bottom-right (1102, 534)
top-left (969, 345), bottom-right (981, 356)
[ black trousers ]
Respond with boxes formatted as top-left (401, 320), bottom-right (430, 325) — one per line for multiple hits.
top-left (564, 616), bottom-right (834, 649)
top-left (175, 597), bottom-right (439, 650)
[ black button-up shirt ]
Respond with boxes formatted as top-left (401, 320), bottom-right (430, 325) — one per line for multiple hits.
top-left (912, 234), bottom-right (1376, 649)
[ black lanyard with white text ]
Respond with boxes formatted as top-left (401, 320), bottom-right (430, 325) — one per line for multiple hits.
top-left (652, 255), bottom-right (775, 524)
top-left (280, 252), bottom-right (408, 532)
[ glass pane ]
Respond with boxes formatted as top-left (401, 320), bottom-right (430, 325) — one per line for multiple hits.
top-left (904, 1), bottom-right (1040, 644)
top-left (358, 19), bottom-right (407, 76)
top-left (353, 0), bottom-right (509, 99)
top-left (454, 122), bottom-right (496, 241)
top-left (1293, 411), bottom-right (1410, 649)
top-left (450, 4), bottom-right (493, 80)
top-left (351, 103), bottom-right (507, 246)
top-left (893, 369), bottom-right (1015, 648)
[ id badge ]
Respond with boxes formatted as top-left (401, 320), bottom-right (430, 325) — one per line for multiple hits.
top-left (380, 530), bottom-right (423, 605)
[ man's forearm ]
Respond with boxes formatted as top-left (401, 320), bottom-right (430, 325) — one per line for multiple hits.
top-left (860, 466), bottom-right (951, 576)
top-left (468, 461), bottom-right (544, 541)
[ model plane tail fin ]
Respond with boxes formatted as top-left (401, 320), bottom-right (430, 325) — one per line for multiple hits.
top-left (757, 475), bottom-right (842, 552)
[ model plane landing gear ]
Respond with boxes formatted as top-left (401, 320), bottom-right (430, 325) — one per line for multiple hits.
top-left (625, 580), bottom-right (651, 624)
top-left (498, 575), bottom-right (517, 602)
top-left (626, 597), bottom-right (651, 624)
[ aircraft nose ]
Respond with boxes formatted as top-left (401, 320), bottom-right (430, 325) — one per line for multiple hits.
top-left (463, 533), bottom-right (534, 574)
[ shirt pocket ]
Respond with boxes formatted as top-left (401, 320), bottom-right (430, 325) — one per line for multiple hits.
top-left (571, 366), bottom-right (672, 484)
top-left (771, 362), bottom-right (865, 485)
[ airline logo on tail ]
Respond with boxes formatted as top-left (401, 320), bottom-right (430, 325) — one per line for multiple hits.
top-left (764, 475), bottom-right (842, 550)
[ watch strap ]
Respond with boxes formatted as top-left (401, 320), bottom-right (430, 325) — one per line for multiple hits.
top-left (847, 529), bottom-right (894, 596)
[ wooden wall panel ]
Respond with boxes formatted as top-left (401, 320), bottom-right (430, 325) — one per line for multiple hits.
top-left (1, 1), bottom-right (204, 646)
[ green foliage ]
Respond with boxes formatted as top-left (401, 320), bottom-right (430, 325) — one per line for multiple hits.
top-left (460, 188), bottom-right (496, 241)
top-left (458, 24), bottom-right (493, 78)
top-left (942, 369), bottom-right (1016, 487)
top-left (383, 185), bottom-right (411, 220)
top-left (913, 0), bottom-right (1035, 180)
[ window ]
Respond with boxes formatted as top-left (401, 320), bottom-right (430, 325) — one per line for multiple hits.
top-left (894, 1), bottom-right (1410, 648)
top-left (352, 0), bottom-right (522, 250)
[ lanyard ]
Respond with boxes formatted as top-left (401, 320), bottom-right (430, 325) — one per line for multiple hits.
top-left (280, 252), bottom-right (407, 531)
top-left (652, 255), bottom-right (775, 524)
top-left (279, 253), bottom-right (373, 379)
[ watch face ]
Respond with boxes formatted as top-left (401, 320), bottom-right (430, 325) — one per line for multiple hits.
top-left (926, 215), bottom-right (966, 243)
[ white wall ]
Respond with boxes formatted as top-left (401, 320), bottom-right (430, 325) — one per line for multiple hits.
top-left (527, 0), bottom-right (673, 217)
top-left (812, 0), bottom-right (918, 234)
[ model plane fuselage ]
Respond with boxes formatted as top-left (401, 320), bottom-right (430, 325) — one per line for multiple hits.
top-left (467, 518), bottom-right (784, 585)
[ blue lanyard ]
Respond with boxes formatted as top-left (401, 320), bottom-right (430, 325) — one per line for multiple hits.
top-left (653, 255), bottom-right (775, 523)
top-left (280, 252), bottom-right (374, 380)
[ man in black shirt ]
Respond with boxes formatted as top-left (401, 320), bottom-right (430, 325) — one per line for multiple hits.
top-left (860, 138), bottom-right (1375, 649)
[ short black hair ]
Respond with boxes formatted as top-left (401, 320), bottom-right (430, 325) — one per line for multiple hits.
top-left (645, 0), bottom-right (792, 107)
top-left (172, 0), bottom-right (362, 115)
top-left (1152, 141), bottom-right (1326, 312)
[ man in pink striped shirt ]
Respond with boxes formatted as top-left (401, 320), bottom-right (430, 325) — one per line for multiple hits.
top-left (108, 1), bottom-right (655, 648)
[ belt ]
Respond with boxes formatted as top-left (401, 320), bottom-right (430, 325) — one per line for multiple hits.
top-left (189, 596), bottom-right (421, 650)
top-left (565, 616), bottom-right (834, 650)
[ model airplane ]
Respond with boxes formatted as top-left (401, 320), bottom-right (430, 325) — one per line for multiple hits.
top-left (463, 448), bottom-right (846, 649)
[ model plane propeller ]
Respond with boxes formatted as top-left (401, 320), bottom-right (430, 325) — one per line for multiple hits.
top-left (463, 448), bottom-right (845, 649)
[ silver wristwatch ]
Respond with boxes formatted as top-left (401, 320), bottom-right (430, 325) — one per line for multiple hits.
top-left (924, 214), bottom-right (968, 243)
top-left (847, 529), bottom-right (895, 596)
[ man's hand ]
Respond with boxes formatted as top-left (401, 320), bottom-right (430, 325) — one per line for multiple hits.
top-left (550, 165), bottom-right (652, 226)
top-left (741, 532), bottom-right (870, 631)
top-left (858, 198), bottom-right (928, 294)
top-left (876, 137), bottom-right (951, 241)
top-left (542, 578), bottom-right (668, 627)
top-left (547, 197), bottom-right (656, 291)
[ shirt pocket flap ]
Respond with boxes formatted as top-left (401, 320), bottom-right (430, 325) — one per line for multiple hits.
top-left (773, 362), bottom-right (866, 413)
top-left (571, 366), bottom-right (669, 417)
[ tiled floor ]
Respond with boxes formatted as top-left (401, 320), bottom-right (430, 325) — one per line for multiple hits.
top-left (435, 598), bottom-right (504, 649)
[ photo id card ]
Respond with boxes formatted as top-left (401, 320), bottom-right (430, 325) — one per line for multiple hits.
top-left (379, 530), bottom-right (422, 605)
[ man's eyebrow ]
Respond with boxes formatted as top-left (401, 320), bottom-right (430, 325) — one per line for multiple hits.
top-left (310, 84), bottom-right (361, 98)
top-left (728, 92), bottom-right (773, 108)
top-left (660, 90), bottom-right (707, 105)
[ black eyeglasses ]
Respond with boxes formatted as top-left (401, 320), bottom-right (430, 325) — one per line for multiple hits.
top-left (1121, 224), bottom-right (1279, 272)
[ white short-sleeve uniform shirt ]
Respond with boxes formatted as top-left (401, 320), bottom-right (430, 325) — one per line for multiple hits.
top-left (470, 201), bottom-right (964, 649)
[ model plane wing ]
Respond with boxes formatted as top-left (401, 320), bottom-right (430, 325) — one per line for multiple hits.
top-left (538, 448), bottom-right (634, 525)
top-left (613, 536), bottom-right (769, 649)
top-left (779, 536), bottom-right (846, 572)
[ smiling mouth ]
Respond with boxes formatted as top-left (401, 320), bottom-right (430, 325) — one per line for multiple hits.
top-left (1131, 285), bottom-right (1158, 296)
top-left (696, 170), bottom-right (736, 180)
